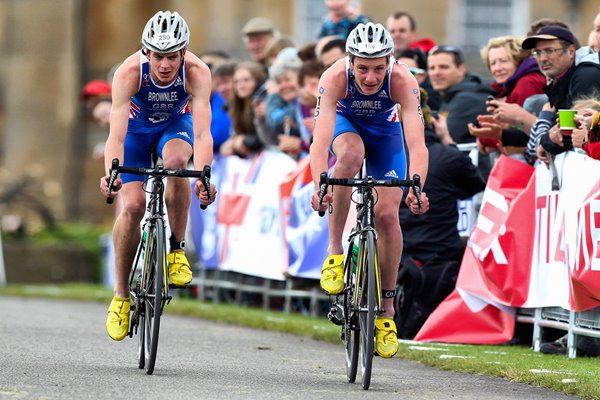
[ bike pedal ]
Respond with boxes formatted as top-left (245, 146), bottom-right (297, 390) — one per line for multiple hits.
top-left (168, 283), bottom-right (188, 289)
top-left (327, 304), bottom-right (344, 326)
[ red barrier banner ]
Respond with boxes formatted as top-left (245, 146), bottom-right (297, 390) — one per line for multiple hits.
top-left (416, 153), bottom-right (600, 343)
top-left (568, 177), bottom-right (600, 311)
top-left (416, 155), bottom-right (533, 344)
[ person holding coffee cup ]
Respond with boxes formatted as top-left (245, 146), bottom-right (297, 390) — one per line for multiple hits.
top-left (537, 98), bottom-right (600, 163)
top-left (571, 100), bottom-right (600, 160)
top-left (558, 109), bottom-right (578, 132)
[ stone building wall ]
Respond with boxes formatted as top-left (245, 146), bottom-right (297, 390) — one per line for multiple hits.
top-left (0, 0), bottom-right (597, 229)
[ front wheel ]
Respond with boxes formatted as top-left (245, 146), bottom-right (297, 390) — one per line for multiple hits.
top-left (359, 231), bottom-right (377, 390)
top-left (134, 278), bottom-right (145, 370)
top-left (142, 219), bottom-right (166, 375)
top-left (128, 231), bottom-right (147, 369)
top-left (343, 243), bottom-right (359, 383)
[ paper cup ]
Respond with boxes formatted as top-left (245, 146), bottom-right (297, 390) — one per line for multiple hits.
top-left (558, 109), bottom-right (577, 130)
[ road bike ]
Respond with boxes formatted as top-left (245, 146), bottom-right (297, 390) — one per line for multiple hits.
top-left (317, 171), bottom-right (422, 390)
top-left (106, 158), bottom-right (211, 375)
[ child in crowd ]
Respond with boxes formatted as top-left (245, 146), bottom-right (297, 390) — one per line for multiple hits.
top-left (535, 97), bottom-right (600, 165)
top-left (573, 100), bottom-right (600, 160)
top-left (317, 0), bottom-right (371, 39)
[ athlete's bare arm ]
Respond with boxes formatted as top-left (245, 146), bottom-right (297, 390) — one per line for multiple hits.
top-left (183, 51), bottom-right (216, 203)
top-left (101, 52), bottom-right (141, 196)
top-left (309, 58), bottom-right (347, 188)
top-left (184, 51), bottom-right (214, 172)
top-left (390, 62), bottom-right (429, 212)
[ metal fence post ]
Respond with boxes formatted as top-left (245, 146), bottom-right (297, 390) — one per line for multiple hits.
top-left (0, 230), bottom-right (6, 286)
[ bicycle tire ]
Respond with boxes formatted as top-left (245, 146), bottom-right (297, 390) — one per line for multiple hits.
top-left (142, 219), bottom-right (166, 375)
top-left (137, 312), bottom-right (145, 369)
top-left (343, 244), bottom-right (359, 383)
top-left (134, 275), bottom-right (145, 370)
top-left (359, 231), bottom-right (377, 390)
top-left (130, 246), bottom-right (145, 370)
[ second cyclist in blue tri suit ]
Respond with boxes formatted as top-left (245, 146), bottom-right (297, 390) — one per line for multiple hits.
top-left (100, 11), bottom-right (216, 341)
top-left (310, 22), bottom-right (430, 358)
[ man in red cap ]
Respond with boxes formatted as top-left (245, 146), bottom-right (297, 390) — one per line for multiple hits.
top-left (80, 79), bottom-right (112, 101)
top-left (80, 80), bottom-right (112, 129)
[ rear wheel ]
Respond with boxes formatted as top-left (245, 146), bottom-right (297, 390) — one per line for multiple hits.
top-left (359, 231), bottom-right (377, 390)
top-left (142, 219), bottom-right (166, 375)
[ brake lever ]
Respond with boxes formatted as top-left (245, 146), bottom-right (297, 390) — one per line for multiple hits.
top-left (412, 174), bottom-right (423, 215)
top-left (200, 165), bottom-right (211, 210)
top-left (318, 172), bottom-right (328, 217)
top-left (106, 158), bottom-right (119, 205)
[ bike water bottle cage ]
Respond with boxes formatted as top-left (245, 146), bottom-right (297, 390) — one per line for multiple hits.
top-left (382, 289), bottom-right (397, 299)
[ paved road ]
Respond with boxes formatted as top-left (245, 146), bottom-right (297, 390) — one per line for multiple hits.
top-left (0, 297), bottom-right (578, 399)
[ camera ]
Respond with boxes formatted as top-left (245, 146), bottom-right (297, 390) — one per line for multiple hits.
top-left (251, 83), bottom-right (268, 102)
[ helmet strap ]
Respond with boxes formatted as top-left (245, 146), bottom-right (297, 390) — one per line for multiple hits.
top-left (178, 48), bottom-right (186, 73)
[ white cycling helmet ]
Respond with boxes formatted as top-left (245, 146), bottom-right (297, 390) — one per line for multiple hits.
top-left (346, 22), bottom-right (394, 58)
top-left (141, 11), bottom-right (190, 53)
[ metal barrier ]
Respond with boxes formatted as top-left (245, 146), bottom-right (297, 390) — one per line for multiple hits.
top-left (518, 306), bottom-right (600, 358)
top-left (191, 267), bottom-right (330, 317)
top-left (0, 230), bottom-right (5, 286)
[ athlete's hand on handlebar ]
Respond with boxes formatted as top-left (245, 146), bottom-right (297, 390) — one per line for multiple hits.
top-left (194, 180), bottom-right (217, 208)
top-left (100, 174), bottom-right (122, 203)
top-left (311, 189), bottom-right (332, 215)
top-left (406, 190), bottom-right (429, 215)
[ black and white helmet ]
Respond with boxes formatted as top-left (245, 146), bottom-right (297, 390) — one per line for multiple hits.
top-left (346, 22), bottom-right (393, 58)
top-left (141, 11), bottom-right (190, 53)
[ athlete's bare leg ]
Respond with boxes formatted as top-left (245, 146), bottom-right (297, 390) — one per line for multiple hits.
top-left (328, 132), bottom-right (365, 255)
top-left (374, 186), bottom-right (404, 317)
top-left (162, 138), bottom-right (193, 244)
top-left (112, 183), bottom-right (146, 298)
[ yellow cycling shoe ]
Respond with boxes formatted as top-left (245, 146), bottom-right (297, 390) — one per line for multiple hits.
top-left (320, 254), bottom-right (345, 295)
top-left (168, 250), bottom-right (192, 287)
top-left (106, 296), bottom-right (130, 341)
top-left (375, 316), bottom-right (399, 358)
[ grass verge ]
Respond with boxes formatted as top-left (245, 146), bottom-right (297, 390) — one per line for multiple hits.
top-left (1, 283), bottom-right (598, 399)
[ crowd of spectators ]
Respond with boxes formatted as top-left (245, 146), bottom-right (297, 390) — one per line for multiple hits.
top-left (82, 2), bottom-right (600, 355)
top-left (82, 4), bottom-right (600, 166)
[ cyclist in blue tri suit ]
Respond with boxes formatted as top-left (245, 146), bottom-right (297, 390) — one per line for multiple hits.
top-left (100, 11), bottom-right (216, 341)
top-left (310, 22), bottom-right (429, 358)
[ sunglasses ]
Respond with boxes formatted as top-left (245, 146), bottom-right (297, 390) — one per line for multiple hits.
top-left (408, 67), bottom-right (426, 75)
top-left (428, 45), bottom-right (464, 64)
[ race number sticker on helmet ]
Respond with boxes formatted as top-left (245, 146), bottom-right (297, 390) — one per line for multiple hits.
top-left (358, 43), bottom-right (378, 53)
top-left (154, 33), bottom-right (173, 42)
